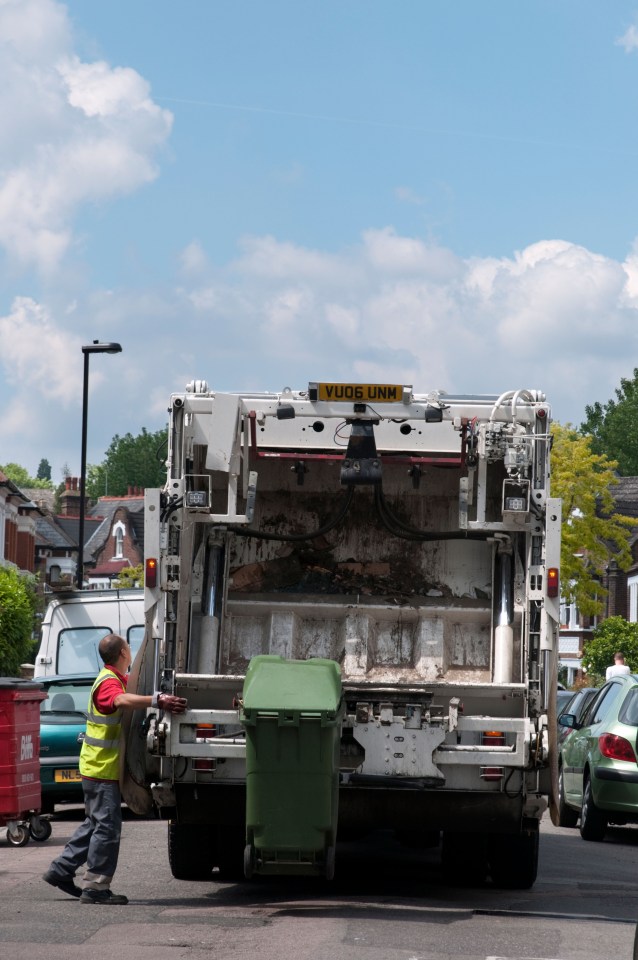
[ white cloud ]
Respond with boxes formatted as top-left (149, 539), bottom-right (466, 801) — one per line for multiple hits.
top-left (617, 24), bottom-right (638, 52)
top-left (0, 295), bottom-right (84, 403)
top-left (0, 0), bottom-right (172, 274)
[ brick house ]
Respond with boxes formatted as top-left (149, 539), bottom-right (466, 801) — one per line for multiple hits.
top-left (31, 479), bottom-right (144, 589)
top-left (0, 469), bottom-right (41, 573)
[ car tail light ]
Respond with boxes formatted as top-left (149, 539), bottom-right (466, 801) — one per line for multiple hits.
top-left (599, 733), bottom-right (637, 763)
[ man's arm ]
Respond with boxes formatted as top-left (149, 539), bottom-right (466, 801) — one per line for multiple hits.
top-left (114, 691), bottom-right (187, 713)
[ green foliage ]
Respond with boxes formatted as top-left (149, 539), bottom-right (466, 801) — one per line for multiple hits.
top-left (581, 368), bottom-right (638, 475)
top-left (36, 458), bottom-right (52, 481)
top-left (582, 617), bottom-right (638, 683)
top-left (86, 427), bottom-right (168, 499)
top-left (551, 423), bottom-right (635, 617)
top-left (114, 565), bottom-right (144, 589)
top-left (0, 567), bottom-right (38, 675)
top-left (0, 462), bottom-right (53, 490)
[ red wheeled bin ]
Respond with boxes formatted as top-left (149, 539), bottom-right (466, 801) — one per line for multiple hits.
top-left (0, 677), bottom-right (52, 846)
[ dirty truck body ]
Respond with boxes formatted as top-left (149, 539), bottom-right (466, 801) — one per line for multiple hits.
top-left (126, 381), bottom-right (560, 888)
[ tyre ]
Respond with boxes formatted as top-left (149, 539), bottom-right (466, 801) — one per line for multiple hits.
top-left (216, 826), bottom-right (247, 882)
top-left (580, 776), bottom-right (607, 842)
top-left (441, 831), bottom-right (488, 886)
top-left (167, 821), bottom-right (216, 880)
top-left (489, 826), bottom-right (539, 889)
top-left (6, 825), bottom-right (29, 847)
top-left (557, 767), bottom-right (579, 828)
top-left (29, 817), bottom-right (52, 842)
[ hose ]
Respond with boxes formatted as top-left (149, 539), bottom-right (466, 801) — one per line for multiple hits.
top-left (374, 485), bottom-right (492, 542)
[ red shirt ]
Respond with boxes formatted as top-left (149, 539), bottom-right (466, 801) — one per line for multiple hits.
top-left (93, 666), bottom-right (128, 714)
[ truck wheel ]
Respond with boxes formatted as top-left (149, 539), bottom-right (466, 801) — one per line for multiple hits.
top-left (6, 825), bottom-right (30, 847)
top-left (557, 768), bottom-right (579, 828)
top-left (489, 826), bottom-right (539, 889)
top-left (167, 821), bottom-right (216, 880)
top-left (29, 817), bottom-right (52, 842)
top-left (580, 776), bottom-right (607, 842)
top-left (441, 831), bottom-right (488, 886)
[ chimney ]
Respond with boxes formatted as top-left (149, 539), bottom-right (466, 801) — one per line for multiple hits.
top-left (60, 476), bottom-right (81, 517)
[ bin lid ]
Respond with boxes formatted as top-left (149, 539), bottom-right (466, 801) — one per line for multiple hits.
top-left (242, 655), bottom-right (342, 717)
top-left (0, 677), bottom-right (44, 690)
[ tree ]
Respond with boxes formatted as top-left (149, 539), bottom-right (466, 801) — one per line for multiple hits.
top-left (36, 458), bottom-right (52, 481)
top-left (114, 565), bottom-right (144, 589)
top-left (581, 368), bottom-right (638, 475)
top-left (86, 427), bottom-right (168, 499)
top-left (551, 424), bottom-right (635, 617)
top-left (0, 462), bottom-right (52, 489)
top-left (0, 567), bottom-right (38, 675)
top-left (581, 617), bottom-right (638, 684)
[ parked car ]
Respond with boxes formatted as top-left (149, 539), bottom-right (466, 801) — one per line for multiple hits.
top-left (557, 687), bottom-right (598, 746)
top-left (557, 688), bottom-right (574, 717)
top-left (39, 674), bottom-right (94, 812)
top-left (558, 674), bottom-right (638, 840)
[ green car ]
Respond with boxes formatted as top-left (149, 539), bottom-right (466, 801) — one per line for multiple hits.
top-left (558, 673), bottom-right (638, 841)
top-left (39, 674), bottom-right (95, 813)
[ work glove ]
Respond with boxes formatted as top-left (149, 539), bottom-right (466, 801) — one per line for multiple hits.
top-left (153, 693), bottom-right (188, 714)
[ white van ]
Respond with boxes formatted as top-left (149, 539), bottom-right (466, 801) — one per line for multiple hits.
top-left (34, 589), bottom-right (145, 678)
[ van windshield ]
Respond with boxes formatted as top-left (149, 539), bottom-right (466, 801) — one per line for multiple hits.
top-left (57, 625), bottom-right (146, 674)
top-left (58, 627), bottom-right (112, 674)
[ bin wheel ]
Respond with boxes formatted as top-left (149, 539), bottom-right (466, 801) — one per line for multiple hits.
top-left (324, 844), bottom-right (336, 881)
top-left (243, 844), bottom-right (255, 880)
top-left (29, 817), bottom-right (52, 842)
top-left (6, 825), bottom-right (30, 847)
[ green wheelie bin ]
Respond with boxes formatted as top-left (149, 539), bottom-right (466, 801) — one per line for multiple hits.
top-left (240, 655), bottom-right (344, 879)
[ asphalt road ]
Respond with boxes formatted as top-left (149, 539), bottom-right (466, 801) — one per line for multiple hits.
top-left (1, 807), bottom-right (637, 960)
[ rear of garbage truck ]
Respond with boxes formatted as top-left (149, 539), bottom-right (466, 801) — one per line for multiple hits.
top-left (122, 380), bottom-right (560, 889)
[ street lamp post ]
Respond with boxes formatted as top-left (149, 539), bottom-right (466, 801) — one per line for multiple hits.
top-left (76, 341), bottom-right (122, 589)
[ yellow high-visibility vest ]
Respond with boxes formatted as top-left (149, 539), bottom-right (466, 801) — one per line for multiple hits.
top-left (79, 667), bottom-right (126, 781)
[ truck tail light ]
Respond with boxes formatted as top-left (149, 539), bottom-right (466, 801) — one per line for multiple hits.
top-left (196, 724), bottom-right (217, 740)
top-left (547, 567), bottom-right (559, 598)
top-left (145, 557), bottom-right (158, 588)
top-left (193, 759), bottom-right (215, 771)
top-left (481, 730), bottom-right (505, 780)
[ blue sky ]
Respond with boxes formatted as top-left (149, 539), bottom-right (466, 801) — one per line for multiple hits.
top-left (2, 0), bottom-right (638, 480)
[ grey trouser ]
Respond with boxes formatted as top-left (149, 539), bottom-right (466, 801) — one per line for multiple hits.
top-left (48, 778), bottom-right (122, 889)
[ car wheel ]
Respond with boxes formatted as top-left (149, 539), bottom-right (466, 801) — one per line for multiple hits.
top-left (580, 775), bottom-right (607, 842)
top-left (557, 767), bottom-right (579, 828)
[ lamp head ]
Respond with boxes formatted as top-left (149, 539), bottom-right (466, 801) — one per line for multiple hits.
top-left (82, 340), bottom-right (122, 355)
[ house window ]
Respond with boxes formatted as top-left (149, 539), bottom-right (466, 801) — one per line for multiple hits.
top-left (560, 599), bottom-right (578, 629)
top-left (113, 521), bottom-right (125, 560)
top-left (628, 576), bottom-right (638, 623)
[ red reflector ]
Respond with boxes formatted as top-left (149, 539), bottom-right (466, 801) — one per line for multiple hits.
top-left (193, 759), bottom-right (215, 771)
top-left (480, 767), bottom-right (504, 781)
top-left (547, 567), bottom-right (559, 598)
top-left (599, 733), bottom-right (636, 763)
top-left (145, 557), bottom-right (158, 588)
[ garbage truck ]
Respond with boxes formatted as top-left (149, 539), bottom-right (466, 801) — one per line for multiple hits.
top-left (122, 380), bottom-right (561, 889)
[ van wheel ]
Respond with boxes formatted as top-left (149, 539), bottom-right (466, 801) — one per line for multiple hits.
top-left (580, 776), bottom-right (607, 842)
top-left (557, 767), bottom-right (579, 828)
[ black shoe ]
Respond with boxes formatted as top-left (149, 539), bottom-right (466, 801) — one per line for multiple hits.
top-left (80, 888), bottom-right (129, 905)
top-left (42, 870), bottom-right (82, 898)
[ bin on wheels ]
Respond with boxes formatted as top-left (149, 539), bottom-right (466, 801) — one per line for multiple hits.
top-left (0, 677), bottom-right (51, 846)
top-left (240, 655), bottom-right (344, 879)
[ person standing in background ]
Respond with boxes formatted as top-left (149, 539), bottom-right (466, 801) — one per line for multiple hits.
top-left (606, 651), bottom-right (631, 680)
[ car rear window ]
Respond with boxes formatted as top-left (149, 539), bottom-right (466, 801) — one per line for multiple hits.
top-left (41, 680), bottom-right (93, 714)
top-left (618, 688), bottom-right (638, 726)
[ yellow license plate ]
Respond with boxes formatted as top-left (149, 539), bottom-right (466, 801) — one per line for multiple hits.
top-left (54, 768), bottom-right (82, 783)
top-left (313, 382), bottom-right (407, 403)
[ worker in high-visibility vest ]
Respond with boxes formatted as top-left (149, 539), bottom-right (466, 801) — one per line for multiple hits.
top-left (43, 633), bottom-right (187, 904)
